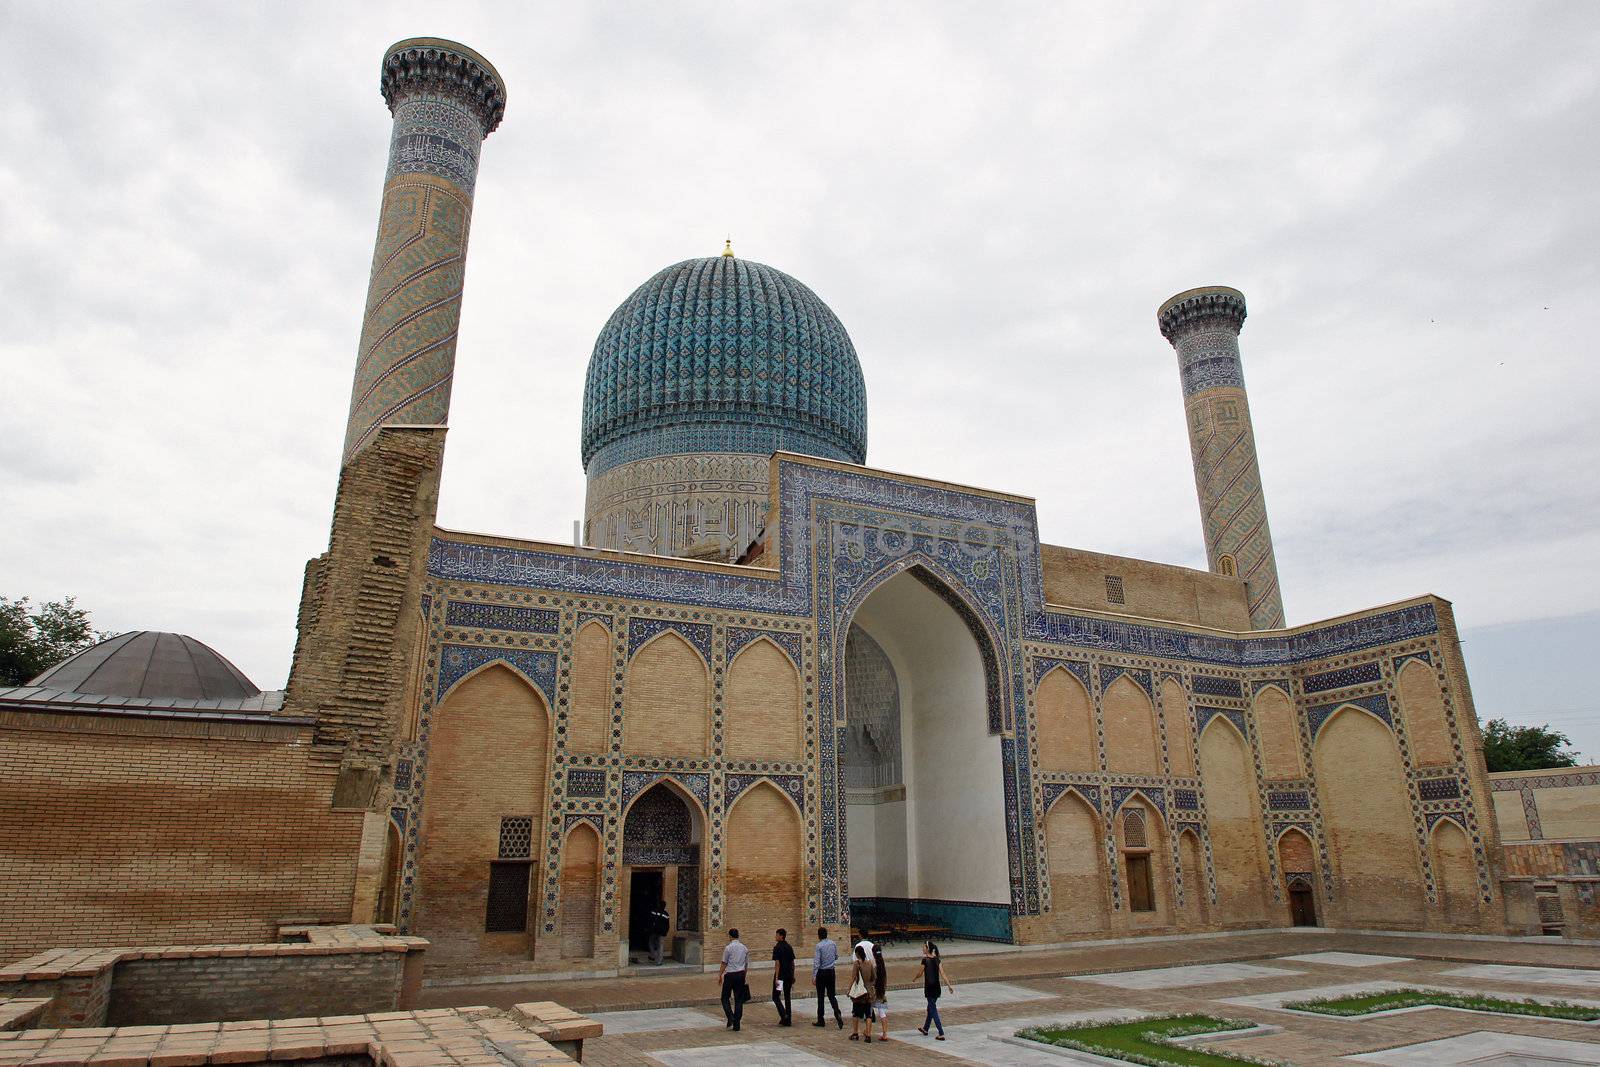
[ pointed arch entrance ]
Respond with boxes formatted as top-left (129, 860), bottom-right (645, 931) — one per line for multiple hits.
top-left (620, 780), bottom-right (704, 964)
top-left (841, 566), bottom-right (1013, 941)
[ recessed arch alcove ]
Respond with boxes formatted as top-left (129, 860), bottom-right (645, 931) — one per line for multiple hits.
top-left (841, 566), bottom-right (1012, 941)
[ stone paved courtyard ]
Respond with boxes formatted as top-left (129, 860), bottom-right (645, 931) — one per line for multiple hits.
top-left (417, 931), bottom-right (1600, 1064)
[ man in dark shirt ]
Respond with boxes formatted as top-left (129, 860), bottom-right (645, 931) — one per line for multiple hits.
top-left (770, 928), bottom-right (796, 1025)
top-left (648, 900), bottom-right (671, 965)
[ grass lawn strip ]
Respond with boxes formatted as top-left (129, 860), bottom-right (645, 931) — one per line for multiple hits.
top-left (1017, 1013), bottom-right (1284, 1067)
top-left (1283, 987), bottom-right (1599, 1021)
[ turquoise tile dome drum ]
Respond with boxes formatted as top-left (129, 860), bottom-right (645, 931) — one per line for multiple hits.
top-left (581, 256), bottom-right (868, 476)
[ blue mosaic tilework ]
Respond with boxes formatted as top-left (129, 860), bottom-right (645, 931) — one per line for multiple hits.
top-left (1252, 677), bottom-right (1290, 695)
top-left (567, 769), bottom-right (606, 798)
top-left (1099, 665), bottom-right (1154, 698)
top-left (429, 462), bottom-right (1439, 672)
top-left (1418, 777), bottom-right (1462, 801)
top-left (1042, 782), bottom-right (1101, 812)
top-left (1425, 811), bottom-right (1467, 832)
top-left (1195, 706), bottom-right (1249, 738)
top-left (389, 806), bottom-right (407, 830)
top-left (623, 785), bottom-right (699, 866)
top-left (564, 813), bottom-right (603, 835)
top-left (436, 644), bottom-right (557, 705)
top-left (726, 626), bottom-right (803, 666)
top-left (1033, 657), bottom-right (1092, 690)
top-left (621, 770), bottom-right (660, 807)
top-left (1173, 788), bottom-right (1199, 811)
top-left (1267, 790), bottom-right (1310, 810)
top-left (1041, 782), bottom-right (1074, 812)
top-left (1192, 674), bottom-right (1244, 698)
top-left (581, 256), bottom-right (868, 475)
top-left (444, 600), bottom-right (560, 633)
top-left (1302, 661), bottom-right (1382, 693)
top-left (394, 759), bottom-right (412, 791)
top-left (385, 97), bottom-right (484, 191)
top-left (1305, 692), bottom-right (1391, 737)
top-left (627, 617), bottom-right (713, 662)
top-left (1111, 785), bottom-right (1165, 815)
top-left (727, 773), bottom-right (805, 813)
top-left (576, 611), bottom-right (611, 631)
top-left (1393, 649), bottom-right (1432, 671)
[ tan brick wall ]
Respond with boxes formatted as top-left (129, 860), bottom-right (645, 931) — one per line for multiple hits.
top-left (106, 951), bottom-right (406, 1026)
top-left (559, 823), bottom-right (600, 959)
top-left (1041, 792), bottom-right (1109, 936)
top-left (1313, 708), bottom-right (1425, 926)
top-left (725, 639), bottom-right (801, 762)
top-left (1103, 676), bottom-right (1159, 774)
top-left (0, 717), bottom-right (361, 964)
top-left (623, 632), bottom-right (709, 758)
top-left (1038, 545), bottom-right (1251, 630)
top-left (1430, 819), bottom-right (1478, 927)
top-left (1035, 667), bottom-right (1095, 773)
top-left (720, 783), bottom-right (804, 951)
top-left (1397, 659), bottom-right (1453, 767)
top-left (414, 665), bottom-right (550, 968)
top-left (568, 621), bottom-right (612, 756)
top-left (1178, 828), bottom-right (1209, 925)
top-left (1254, 685), bottom-right (1303, 780)
top-left (1117, 800), bottom-right (1172, 929)
top-left (1529, 785), bottom-right (1600, 840)
top-left (1162, 677), bottom-right (1195, 776)
top-left (1198, 719), bottom-right (1269, 926)
top-left (1278, 827), bottom-right (1313, 873)
top-left (1492, 789), bottom-right (1531, 841)
top-left (1501, 841), bottom-right (1569, 877)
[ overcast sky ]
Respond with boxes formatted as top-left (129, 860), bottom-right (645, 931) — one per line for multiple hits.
top-left (4, 3), bottom-right (1596, 756)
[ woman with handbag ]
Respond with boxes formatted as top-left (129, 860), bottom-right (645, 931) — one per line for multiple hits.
top-left (846, 944), bottom-right (876, 1042)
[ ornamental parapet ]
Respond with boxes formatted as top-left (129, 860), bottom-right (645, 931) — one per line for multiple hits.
top-left (1158, 285), bottom-right (1247, 342)
top-left (381, 37), bottom-right (507, 136)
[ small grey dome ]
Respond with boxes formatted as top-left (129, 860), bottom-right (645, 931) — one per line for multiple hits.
top-left (29, 631), bottom-right (261, 700)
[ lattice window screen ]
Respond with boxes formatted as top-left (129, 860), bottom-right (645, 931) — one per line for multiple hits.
top-left (1105, 575), bottom-right (1125, 604)
top-left (1123, 809), bottom-right (1147, 849)
top-left (499, 815), bottom-right (533, 859)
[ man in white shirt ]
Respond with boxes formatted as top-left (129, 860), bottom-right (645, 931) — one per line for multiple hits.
top-left (717, 928), bottom-right (749, 1031)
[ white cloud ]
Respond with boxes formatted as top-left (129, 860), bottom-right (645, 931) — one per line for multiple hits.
top-left (3, 1), bottom-right (1596, 691)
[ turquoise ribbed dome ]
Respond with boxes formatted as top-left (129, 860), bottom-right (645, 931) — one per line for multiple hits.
top-left (581, 256), bottom-right (868, 475)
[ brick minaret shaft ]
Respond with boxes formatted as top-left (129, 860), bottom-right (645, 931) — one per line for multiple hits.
top-left (1159, 286), bottom-right (1285, 629)
top-left (341, 38), bottom-right (506, 463)
top-left (285, 40), bottom-right (505, 899)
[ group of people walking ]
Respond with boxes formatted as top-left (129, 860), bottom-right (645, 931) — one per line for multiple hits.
top-left (716, 926), bottom-right (955, 1041)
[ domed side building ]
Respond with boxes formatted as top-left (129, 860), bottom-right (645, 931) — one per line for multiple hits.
top-left (5, 36), bottom-right (1590, 977)
top-left (582, 249), bottom-right (867, 559)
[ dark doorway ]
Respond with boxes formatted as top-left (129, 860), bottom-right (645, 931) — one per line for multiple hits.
top-left (629, 870), bottom-right (664, 951)
top-left (1288, 880), bottom-right (1317, 927)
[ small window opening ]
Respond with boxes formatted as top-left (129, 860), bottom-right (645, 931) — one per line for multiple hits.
top-left (485, 861), bottom-right (531, 932)
top-left (1105, 575), bottom-right (1125, 604)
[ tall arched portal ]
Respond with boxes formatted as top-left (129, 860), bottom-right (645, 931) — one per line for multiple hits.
top-left (842, 568), bottom-right (1012, 940)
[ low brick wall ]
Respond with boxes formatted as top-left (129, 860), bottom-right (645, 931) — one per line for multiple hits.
top-left (108, 948), bottom-right (409, 1025)
top-left (0, 927), bottom-right (426, 1027)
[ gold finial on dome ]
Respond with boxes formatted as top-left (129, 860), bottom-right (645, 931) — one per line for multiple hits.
top-left (722, 237), bottom-right (734, 258)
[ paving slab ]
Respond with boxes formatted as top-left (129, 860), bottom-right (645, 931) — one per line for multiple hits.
top-left (589, 1006), bottom-right (722, 1034)
top-left (790, 979), bottom-right (1056, 1022)
top-left (1446, 964), bottom-right (1600, 990)
top-left (1277, 951), bottom-right (1414, 967)
top-left (1070, 961), bottom-right (1300, 989)
top-left (1344, 1029), bottom-right (1600, 1065)
top-left (647, 1039), bottom-right (843, 1065)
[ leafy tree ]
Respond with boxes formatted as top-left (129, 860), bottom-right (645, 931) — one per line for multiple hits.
top-left (0, 596), bottom-right (112, 687)
top-left (1481, 717), bottom-right (1580, 772)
